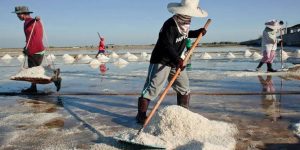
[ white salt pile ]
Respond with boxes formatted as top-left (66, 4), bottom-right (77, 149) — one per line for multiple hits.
top-left (292, 122), bottom-right (300, 138)
top-left (97, 54), bottom-right (110, 63)
top-left (17, 54), bottom-right (25, 62)
top-left (114, 58), bottom-right (129, 68)
top-left (117, 105), bottom-right (238, 150)
top-left (200, 52), bottom-right (212, 59)
top-left (146, 55), bottom-right (151, 61)
top-left (1, 54), bottom-right (12, 60)
top-left (226, 52), bottom-right (236, 59)
top-left (122, 52), bottom-right (131, 59)
top-left (244, 49), bottom-right (252, 57)
top-left (296, 50), bottom-right (300, 58)
top-left (281, 50), bottom-right (289, 60)
top-left (46, 54), bottom-right (56, 60)
top-left (89, 59), bottom-right (101, 68)
top-left (75, 54), bottom-right (83, 60)
top-left (78, 55), bottom-right (92, 64)
top-left (63, 54), bottom-right (75, 64)
top-left (10, 66), bottom-right (51, 82)
top-left (127, 54), bottom-right (138, 61)
top-left (251, 52), bottom-right (263, 60)
top-left (141, 52), bottom-right (148, 58)
top-left (110, 52), bottom-right (119, 59)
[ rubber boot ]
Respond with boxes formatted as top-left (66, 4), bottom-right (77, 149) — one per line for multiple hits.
top-left (136, 97), bottom-right (150, 124)
top-left (256, 62), bottom-right (264, 71)
top-left (177, 93), bottom-right (190, 109)
top-left (267, 63), bottom-right (277, 72)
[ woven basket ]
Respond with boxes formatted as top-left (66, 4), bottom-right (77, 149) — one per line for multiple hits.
top-left (11, 77), bottom-right (52, 84)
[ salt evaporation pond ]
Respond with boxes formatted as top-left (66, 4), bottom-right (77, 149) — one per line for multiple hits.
top-left (1, 46), bottom-right (300, 149)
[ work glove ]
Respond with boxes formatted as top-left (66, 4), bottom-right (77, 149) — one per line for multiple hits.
top-left (177, 58), bottom-right (185, 71)
top-left (23, 47), bottom-right (28, 56)
top-left (198, 28), bottom-right (207, 36)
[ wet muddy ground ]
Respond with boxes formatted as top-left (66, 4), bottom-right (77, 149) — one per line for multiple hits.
top-left (1, 47), bottom-right (300, 149)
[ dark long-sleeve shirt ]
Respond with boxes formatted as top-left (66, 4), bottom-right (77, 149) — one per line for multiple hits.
top-left (150, 17), bottom-right (202, 67)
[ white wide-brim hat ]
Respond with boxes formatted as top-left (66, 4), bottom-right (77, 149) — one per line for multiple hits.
top-left (167, 0), bottom-right (208, 17)
top-left (265, 19), bottom-right (283, 30)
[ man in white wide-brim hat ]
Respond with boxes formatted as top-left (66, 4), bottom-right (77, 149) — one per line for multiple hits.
top-left (136, 0), bottom-right (208, 124)
top-left (256, 19), bottom-right (283, 72)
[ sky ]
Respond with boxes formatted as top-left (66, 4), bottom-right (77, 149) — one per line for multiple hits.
top-left (0, 0), bottom-right (299, 48)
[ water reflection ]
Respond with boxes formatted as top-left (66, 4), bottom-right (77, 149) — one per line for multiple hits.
top-left (258, 75), bottom-right (281, 121)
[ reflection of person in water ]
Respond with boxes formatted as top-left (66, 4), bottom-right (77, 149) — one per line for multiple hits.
top-left (99, 64), bottom-right (108, 75)
top-left (258, 75), bottom-right (281, 121)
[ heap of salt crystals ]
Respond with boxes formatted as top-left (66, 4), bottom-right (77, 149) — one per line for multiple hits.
top-left (122, 52), bottom-right (131, 59)
top-left (226, 52), bottom-right (236, 59)
top-left (200, 52), bottom-right (212, 59)
top-left (114, 58), bottom-right (129, 68)
top-left (296, 49), bottom-right (300, 58)
top-left (17, 54), bottom-right (25, 62)
top-left (110, 52), bottom-right (119, 59)
top-left (78, 55), bottom-right (92, 64)
top-left (97, 54), bottom-right (110, 63)
top-left (117, 105), bottom-right (238, 150)
top-left (141, 52), bottom-right (148, 58)
top-left (146, 54), bottom-right (151, 61)
top-left (127, 54), bottom-right (138, 61)
top-left (63, 54), bottom-right (75, 64)
top-left (244, 49), bottom-right (252, 57)
top-left (280, 50), bottom-right (289, 60)
top-left (75, 54), bottom-right (83, 60)
top-left (46, 54), bottom-right (56, 61)
top-left (10, 66), bottom-right (51, 82)
top-left (1, 54), bottom-right (12, 60)
top-left (89, 59), bottom-right (101, 68)
top-left (251, 52), bottom-right (263, 60)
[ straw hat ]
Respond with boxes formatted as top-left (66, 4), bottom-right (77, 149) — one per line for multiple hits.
top-left (12, 6), bottom-right (33, 14)
top-left (167, 0), bottom-right (208, 17)
top-left (265, 19), bottom-right (283, 30)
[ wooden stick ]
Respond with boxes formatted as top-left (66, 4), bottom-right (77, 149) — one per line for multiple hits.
top-left (140, 19), bottom-right (212, 132)
top-left (280, 29), bottom-right (284, 69)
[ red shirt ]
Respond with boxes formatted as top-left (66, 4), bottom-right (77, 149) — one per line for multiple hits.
top-left (24, 18), bottom-right (44, 56)
top-left (98, 40), bottom-right (105, 50)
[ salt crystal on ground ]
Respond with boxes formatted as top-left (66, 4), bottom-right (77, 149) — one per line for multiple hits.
top-left (1, 54), bottom-right (12, 60)
top-left (117, 105), bottom-right (238, 150)
top-left (97, 54), bottom-right (110, 63)
top-left (110, 52), bottom-right (119, 59)
top-left (127, 54), bottom-right (138, 61)
top-left (244, 49), bottom-right (252, 57)
top-left (226, 52), bottom-right (236, 59)
top-left (200, 52), bottom-right (212, 59)
top-left (10, 66), bottom-right (51, 80)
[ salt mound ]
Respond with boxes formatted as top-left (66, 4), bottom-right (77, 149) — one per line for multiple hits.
top-left (200, 52), bottom-right (212, 59)
top-left (63, 55), bottom-right (75, 64)
top-left (119, 105), bottom-right (238, 150)
top-left (89, 59), bottom-right (101, 68)
top-left (1, 54), bottom-right (12, 60)
top-left (17, 55), bottom-right (25, 62)
top-left (146, 55), bottom-right (151, 61)
top-left (251, 52), bottom-right (263, 60)
top-left (141, 52), bottom-right (148, 58)
top-left (226, 52), bottom-right (236, 59)
top-left (281, 50), bottom-right (289, 60)
top-left (244, 49), bottom-right (252, 57)
top-left (110, 52), bottom-right (119, 59)
top-left (78, 55), bottom-right (92, 64)
top-left (292, 122), bottom-right (300, 138)
top-left (46, 54), bottom-right (56, 60)
top-left (127, 54), bottom-right (138, 61)
top-left (62, 54), bottom-right (71, 59)
top-left (10, 66), bottom-right (51, 80)
top-left (122, 52), bottom-right (131, 58)
top-left (97, 54), bottom-right (110, 63)
top-left (114, 58), bottom-right (129, 68)
top-left (75, 54), bottom-right (83, 60)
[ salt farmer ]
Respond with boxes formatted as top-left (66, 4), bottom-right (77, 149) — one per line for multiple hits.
top-left (136, 0), bottom-right (208, 124)
top-left (256, 20), bottom-right (283, 72)
top-left (13, 6), bottom-right (45, 93)
top-left (95, 36), bottom-right (106, 58)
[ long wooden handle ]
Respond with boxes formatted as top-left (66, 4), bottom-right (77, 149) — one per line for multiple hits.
top-left (97, 32), bottom-right (101, 39)
top-left (141, 19), bottom-right (212, 130)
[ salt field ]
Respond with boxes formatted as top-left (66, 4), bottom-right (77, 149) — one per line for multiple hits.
top-left (1, 46), bottom-right (300, 149)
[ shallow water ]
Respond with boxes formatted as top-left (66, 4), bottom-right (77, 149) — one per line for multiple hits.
top-left (1, 46), bottom-right (300, 149)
